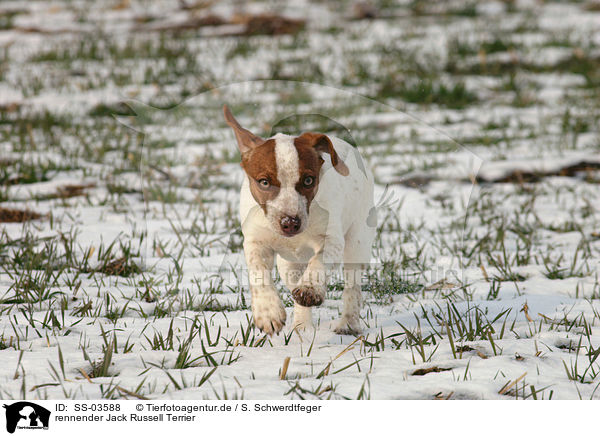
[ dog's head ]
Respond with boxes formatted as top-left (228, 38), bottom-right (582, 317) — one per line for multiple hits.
top-left (224, 105), bottom-right (349, 237)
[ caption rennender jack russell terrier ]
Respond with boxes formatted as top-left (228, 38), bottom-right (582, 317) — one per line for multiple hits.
top-left (224, 105), bottom-right (375, 335)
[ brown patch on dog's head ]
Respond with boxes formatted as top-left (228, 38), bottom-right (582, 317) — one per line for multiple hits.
top-left (294, 132), bottom-right (349, 176)
top-left (240, 139), bottom-right (280, 212)
top-left (293, 139), bottom-right (324, 209)
top-left (224, 105), bottom-right (278, 212)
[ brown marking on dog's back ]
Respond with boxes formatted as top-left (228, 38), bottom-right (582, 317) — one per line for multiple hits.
top-left (241, 138), bottom-right (280, 212)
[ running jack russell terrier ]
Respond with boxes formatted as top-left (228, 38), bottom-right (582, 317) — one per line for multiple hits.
top-left (224, 105), bottom-right (375, 335)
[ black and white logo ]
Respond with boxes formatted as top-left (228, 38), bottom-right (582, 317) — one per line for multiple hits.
top-left (2, 402), bottom-right (50, 434)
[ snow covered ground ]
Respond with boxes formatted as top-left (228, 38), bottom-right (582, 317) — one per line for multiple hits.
top-left (0, 0), bottom-right (599, 399)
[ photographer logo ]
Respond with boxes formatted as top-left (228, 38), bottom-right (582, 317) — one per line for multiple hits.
top-left (2, 402), bottom-right (50, 433)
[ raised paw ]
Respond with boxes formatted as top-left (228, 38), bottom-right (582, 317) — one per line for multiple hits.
top-left (333, 317), bottom-right (362, 336)
top-left (252, 295), bottom-right (287, 335)
top-left (291, 285), bottom-right (324, 307)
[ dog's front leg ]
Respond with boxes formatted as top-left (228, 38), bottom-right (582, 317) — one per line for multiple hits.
top-left (291, 235), bottom-right (344, 308)
top-left (244, 241), bottom-right (286, 335)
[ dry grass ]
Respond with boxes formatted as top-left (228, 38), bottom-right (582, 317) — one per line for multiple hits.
top-left (477, 161), bottom-right (600, 184)
top-left (0, 207), bottom-right (43, 223)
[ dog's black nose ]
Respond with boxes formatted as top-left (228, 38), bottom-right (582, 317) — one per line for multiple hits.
top-left (280, 215), bottom-right (301, 236)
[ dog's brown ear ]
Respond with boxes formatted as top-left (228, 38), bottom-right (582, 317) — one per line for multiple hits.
top-left (223, 105), bottom-right (264, 154)
top-left (296, 132), bottom-right (349, 176)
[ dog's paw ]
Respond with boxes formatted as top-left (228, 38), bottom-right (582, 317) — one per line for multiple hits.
top-left (332, 317), bottom-right (362, 336)
top-left (252, 296), bottom-right (286, 336)
top-left (291, 285), bottom-right (324, 307)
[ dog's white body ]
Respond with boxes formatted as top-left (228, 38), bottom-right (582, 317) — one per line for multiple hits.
top-left (240, 134), bottom-right (375, 334)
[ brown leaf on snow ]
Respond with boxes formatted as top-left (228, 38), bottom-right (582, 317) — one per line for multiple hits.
top-left (231, 13), bottom-right (306, 36)
top-left (0, 207), bottom-right (44, 223)
top-left (56, 183), bottom-right (96, 199)
top-left (412, 366), bottom-right (452, 376)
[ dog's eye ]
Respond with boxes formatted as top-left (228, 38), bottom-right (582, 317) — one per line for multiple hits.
top-left (303, 176), bottom-right (314, 187)
top-left (257, 178), bottom-right (270, 188)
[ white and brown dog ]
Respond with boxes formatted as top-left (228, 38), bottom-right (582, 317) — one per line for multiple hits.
top-left (224, 105), bottom-right (375, 335)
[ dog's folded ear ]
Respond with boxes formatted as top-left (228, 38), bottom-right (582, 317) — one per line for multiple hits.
top-left (223, 105), bottom-right (265, 154)
top-left (296, 132), bottom-right (349, 176)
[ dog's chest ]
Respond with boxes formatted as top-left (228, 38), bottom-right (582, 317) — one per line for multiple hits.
top-left (269, 230), bottom-right (323, 262)
top-left (247, 210), bottom-right (327, 262)
top-left (241, 172), bottom-right (332, 260)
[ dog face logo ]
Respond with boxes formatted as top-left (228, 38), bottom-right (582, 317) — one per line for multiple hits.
top-left (2, 402), bottom-right (50, 433)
